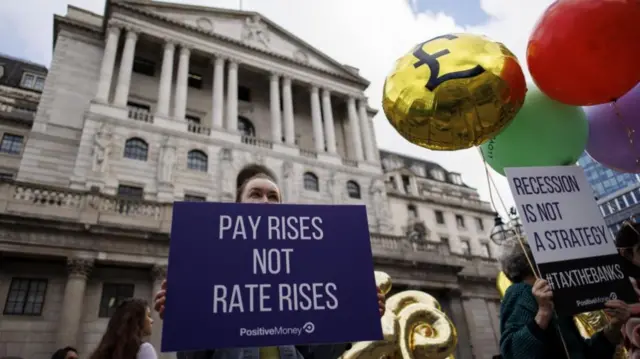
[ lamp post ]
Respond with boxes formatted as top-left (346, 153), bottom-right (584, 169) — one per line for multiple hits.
top-left (490, 207), bottom-right (524, 245)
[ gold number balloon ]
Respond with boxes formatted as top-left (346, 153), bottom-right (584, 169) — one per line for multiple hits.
top-left (341, 271), bottom-right (457, 359)
top-left (382, 33), bottom-right (527, 151)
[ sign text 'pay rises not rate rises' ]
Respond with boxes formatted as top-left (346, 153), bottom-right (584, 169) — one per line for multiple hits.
top-left (160, 203), bottom-right (383, 353)
top-left (506, 166), bottom-right (637, 316)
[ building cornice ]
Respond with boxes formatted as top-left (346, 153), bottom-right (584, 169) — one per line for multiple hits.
top-left (53, 15), bottom-right (103, 50)
top-left (387, 191), bottom-right (497, 216)
top-left (111, 2), bottom-right (369, 89)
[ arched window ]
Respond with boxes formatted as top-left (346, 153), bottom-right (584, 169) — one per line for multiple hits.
top-left (347, 180), bottom-right (361, 199)
top-left (123, 137), bottom-right (148, 161)
top-left (187, 150), bottom-right (208, 172)
top-left (303, 172), bottom-right (319, 192)
top-left (238, 117), bottom-right (255, 137)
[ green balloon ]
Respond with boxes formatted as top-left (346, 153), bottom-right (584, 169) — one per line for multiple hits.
top-left (479, 86), bottom-right (588, 176)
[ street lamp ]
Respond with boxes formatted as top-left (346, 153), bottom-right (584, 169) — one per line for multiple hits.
top-left (490, 207), bottom-right (524, 245)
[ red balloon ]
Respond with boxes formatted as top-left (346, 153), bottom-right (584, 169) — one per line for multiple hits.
top-left (527, 0), bottom-right (640, 106)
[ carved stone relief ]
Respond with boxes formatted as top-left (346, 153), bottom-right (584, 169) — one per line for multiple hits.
top-left (195, 17), bottom-right (214, 33)
top-left (151, 264), bottom-right (168, 281)
top-left (218, 148), bottom-right (235, 202)
top-left (282, 161), bottom-right (296, 203)
top-left (241, 15), bottom-right (270, 48)
top-left (91, 123), bottom-right (114, 174)
top-left (67, 257), bottom-right (94, 278)
top-left (370, 177), bottom-right (394, 234)
top-left (293, 50), bottom-right (309, 64)
top-left (326, 172), bottom-right (340, 204)
top-left (157, 136), bottom-right (177, 185)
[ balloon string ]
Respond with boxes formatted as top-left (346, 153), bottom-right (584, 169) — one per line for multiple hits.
top-left (612, 101), bottom-right (639, 167)
top-left (477, 147), bottom-right (571, 359)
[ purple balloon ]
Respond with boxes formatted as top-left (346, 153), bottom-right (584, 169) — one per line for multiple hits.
top-left (586, 83), bottom-right (640, 173)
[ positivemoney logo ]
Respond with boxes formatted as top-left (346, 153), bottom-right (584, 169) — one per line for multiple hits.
top-left (239, 322), bottom-right (316, 337)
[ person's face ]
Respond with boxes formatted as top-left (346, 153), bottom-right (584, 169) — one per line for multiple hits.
top-left (143, 306), bottom-right (153, 336)
top-left (630, 244), bottom-right (640, 267)
top-left (65, 351), bottom-right (78, 359)
top-left (240, 178), bottom-right (280, 204)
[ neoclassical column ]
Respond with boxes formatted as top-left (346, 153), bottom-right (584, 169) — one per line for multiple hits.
top-left (269, 73), bottom-right (282, 142)
top-left (113, 28), bottom-right (139, 107)
top-left (96, 23), bottom-right (121, 103)
top-left (225, 60), bottom-right (239, 132)
top-left (347, 97), bottom-right (364, 161)
top-left (149, 265), bottom-right (167, 357)
top-left (172, 45), bottom-right (191, 121)
top-left (56, 258), bottom-right (94, 348)
top-left (310, 86), bottom-right (325, 152)
top-left (358, 98), bottom-right (376, 162)
top-left (211, 56), bottom-right (226, 129)
top-left (321, 89), bottom-right (337, 154)
top-left (155, 40), bottom-right (175, 118)
top-left (281, 77), bottom-right (295, 145)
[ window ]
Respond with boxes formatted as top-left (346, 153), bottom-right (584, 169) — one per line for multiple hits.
top-left (123, 138), bottom-right (148, 161)
top-left (455, 214), bottom-right (466, 229)
top-left (401, 175), bottom-right (411, 193)
top-left (407, 204), bottom-right (418, 219)
top-left (459, 239), bottom-right (471, 256)
top-left (449, 173), bottom-right (463, 185)
top-left (238, 117), bottom-right (255, 137)
top-left (434, 210), bottom-right (445, 225)
top-left (238, 86), bottom-right (251, 102)
top-left (0, 134), bottom-right (24, 155)
top-left (117, 185), bottom-right (143, 199)
top-left (20, 72), bottom-right (46, 91)
top-left (0, 172), bottom-right (14, 180)
top-left (187, 150), bottom-right (208, 172)
top-left (127, 101), bottom-right (151, 112)
top-left (439, 236), bottom-right (449, 245)
top-left (475, 217), bottom-right (485, 231)
top-left (184, 194), bottom-right (206, 202)
top-left (188, 72), bottom-right (203, 89)
top-left (480, 242), bottom-right (491, 258)
top-left (132, 57), bottom-right (155, 76)
top-left (389, 177), bottom-right (397, 190)
top-left (99, 283), bottom-right (135, 318)
top-left (303, 172), bottom-right (319, 191)
top-left (3, 278), bottom-right (47, 316)
top-left (186, 115), bottom-right (201, 124)
top-left (0, 65), bottom-right (4, 79)
top-left (347, 181), bottom-right (361, 199)
top-left (431, 169), bottom-right (445, 181)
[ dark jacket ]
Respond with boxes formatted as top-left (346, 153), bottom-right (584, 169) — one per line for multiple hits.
top-left (500, 282), bottom-right (616, 359)
top-left (177, 344), bottom-right (351, 359)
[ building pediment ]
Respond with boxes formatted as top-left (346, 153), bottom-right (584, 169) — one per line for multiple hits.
top-left (115, 0), bottom-right (368, 85)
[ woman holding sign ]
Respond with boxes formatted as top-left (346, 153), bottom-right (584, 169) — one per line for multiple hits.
top-left (498, 242), bottom-right (630, 359)
top-left (154, 165), bottom-right (386, 359)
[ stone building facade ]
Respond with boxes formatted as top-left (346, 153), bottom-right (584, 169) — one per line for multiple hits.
top-left (0, 2), bottom-right (501, 359)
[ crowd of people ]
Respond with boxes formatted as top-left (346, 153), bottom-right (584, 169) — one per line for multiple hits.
top-left (49, 165), bottom-right (640, 359)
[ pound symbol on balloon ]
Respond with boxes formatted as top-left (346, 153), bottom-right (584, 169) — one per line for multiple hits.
top-left (412, 34), bottom-right (486, 91)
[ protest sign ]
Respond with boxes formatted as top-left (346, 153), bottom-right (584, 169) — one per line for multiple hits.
top-left (161, 202), bottom-right (383, 352)
top-left (506, 165), bottom-right (637, 316)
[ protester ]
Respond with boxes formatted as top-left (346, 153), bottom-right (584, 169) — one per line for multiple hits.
top-left (616, 220), bottom-right (640, 279)
top-left (498, 241), bottom-right (630, 359)
top-left (51, 347), bottom-right (78, 359)
top-left (89, 298), bottom-right (157, 359)
top-left (154, 165), bottom-right (386, 359)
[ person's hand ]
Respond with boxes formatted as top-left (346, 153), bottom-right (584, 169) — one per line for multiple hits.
top-left (532, 279), bottom-right (554, 314)
top-left (377, 287), bottom-right (386, 316)
top-left (154, 279), bottom-right (167, 319)
top-left (605, 299), bottom-right (631, 327)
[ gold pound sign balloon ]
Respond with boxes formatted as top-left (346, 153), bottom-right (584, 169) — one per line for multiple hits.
top-left (382, 33), bottom-right (527, 151)
top-left (496, 272), bottom-right (627, 359)
top-left (340, 272), bottom-right (457, 359)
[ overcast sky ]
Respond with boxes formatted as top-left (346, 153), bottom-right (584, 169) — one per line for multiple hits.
top-left (0, 0), bottom-right (556, 219)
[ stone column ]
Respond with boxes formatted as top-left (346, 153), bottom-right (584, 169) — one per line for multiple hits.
top-left (282, 77), bottom-right (295, 145)
top-left (445, 290), bottom-right (474, 359)
top-left (321, 89), bottom-right (337, 154)
top-left (269, 73), bottom-right (282, 143)
top-left (347, 97), bottom-right (364, 161)
top-left (358, 98), bottom-right (376, 162)
top-left (225, 60), bottom-right (239, 132)
top-left (150, 265), bottom-right (167, 357)
top-left (172, 45), bottom-right (191, 121)
top-left (211, 56), bottom-right (225, 129)
top-left (155, 40), bottom-right (175, 118)
top-left (95, 23), bottom-right (121, 103)
top-left (310, 86), bottom-right (325, 152)
top-left (113, 28), bottom-right (138, 107)
top-left (56, 258), bottom-right (93, 348)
